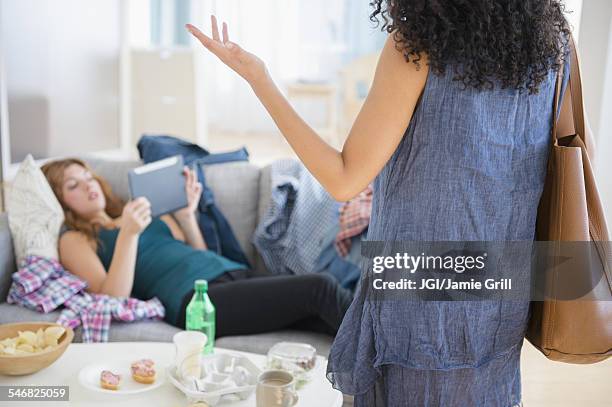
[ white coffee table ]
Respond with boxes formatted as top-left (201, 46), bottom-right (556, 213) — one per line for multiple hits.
top-left (0, 342), bottom-right (343, 406)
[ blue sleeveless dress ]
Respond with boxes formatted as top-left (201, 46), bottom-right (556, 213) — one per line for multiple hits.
top-left (326, 54), bottom-right (571, 406)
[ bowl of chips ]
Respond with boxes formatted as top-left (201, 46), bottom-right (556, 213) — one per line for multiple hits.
top-left (0, 322), bottom-right (74, 376)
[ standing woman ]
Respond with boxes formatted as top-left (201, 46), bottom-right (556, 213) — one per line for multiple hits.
top-left (186, 1), bottom-right (571, 405)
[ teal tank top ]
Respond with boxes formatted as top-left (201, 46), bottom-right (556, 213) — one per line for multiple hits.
top-left (96, 218), bottom-right (247, 325)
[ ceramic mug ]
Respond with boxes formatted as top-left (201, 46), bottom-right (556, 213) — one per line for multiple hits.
top-left (173, 331), bottom-right (207, 380)
top-left (256, 370), bottom-right (299, 407)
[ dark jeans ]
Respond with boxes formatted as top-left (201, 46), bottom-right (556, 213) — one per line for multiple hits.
top-left (175, 269), bottom-right (354, 338)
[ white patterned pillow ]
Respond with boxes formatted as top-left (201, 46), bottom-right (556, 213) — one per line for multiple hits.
top-left (6, 155), bottom-right (65, 262)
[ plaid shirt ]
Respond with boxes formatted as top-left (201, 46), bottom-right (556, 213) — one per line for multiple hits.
top-left (253, 160), bottom-right (341, 275)
top-left (335, 184), bottom-right (373, 256)
top-left (7, 256), bottom-right (165, 343)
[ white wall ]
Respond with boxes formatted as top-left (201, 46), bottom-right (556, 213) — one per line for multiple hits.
top-left (564, 0), bottom-right (584, 37)
top-left (130, 48), bottom-right (197, 148)
top-left (577, 0), bottom-right (612, 228)
top-left (1, 0), bottom-right (122, 162)
top-left (190, 0), bottom-right (301, 134)
top-left (595, 24), bottom-right (612, 229)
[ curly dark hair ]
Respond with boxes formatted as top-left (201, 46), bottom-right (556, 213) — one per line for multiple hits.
top-left (370, 0), bottom-right (572, 94)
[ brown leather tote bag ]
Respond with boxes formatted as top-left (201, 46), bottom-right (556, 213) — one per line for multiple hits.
top-left (527, 34), bottom-right (612, 364)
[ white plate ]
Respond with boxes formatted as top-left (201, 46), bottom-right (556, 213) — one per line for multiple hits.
top-left (77, 358), bottom-right (165, 395)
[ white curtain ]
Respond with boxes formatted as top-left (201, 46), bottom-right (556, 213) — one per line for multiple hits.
top-left (190, 0), bottom-right (300, 133)
top-left (188, 0), bottom-right (387, 134)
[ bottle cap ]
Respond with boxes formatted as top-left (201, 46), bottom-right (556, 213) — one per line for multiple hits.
top-left (194, 279), bottom-right (208, 291)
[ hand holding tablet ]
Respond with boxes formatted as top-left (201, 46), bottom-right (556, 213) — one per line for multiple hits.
top-left (128, 156), bottom-right (193, 218)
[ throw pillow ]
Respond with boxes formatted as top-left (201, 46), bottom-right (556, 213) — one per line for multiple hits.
top-left (6, 154), bottom-right (64, 262)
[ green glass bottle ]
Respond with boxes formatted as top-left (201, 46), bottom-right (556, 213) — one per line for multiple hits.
top-left (185, 279), bottom-right (216, 355)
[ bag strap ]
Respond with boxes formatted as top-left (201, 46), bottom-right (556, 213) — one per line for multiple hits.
top-left (551, 50), bottom-right (565, 147)
top-left (552, 33), bottom-right (592, 151)
top-left (568, 34), bottom-right (586, 143)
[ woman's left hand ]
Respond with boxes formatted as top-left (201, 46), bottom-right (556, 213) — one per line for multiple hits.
top-left (186, 16), bottom-right (268, 85)
top-left (173, 167), bottom-right (202, 220)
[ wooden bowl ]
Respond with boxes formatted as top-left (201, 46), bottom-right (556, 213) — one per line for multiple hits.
top-left (0, 322), bottom-right (74, 376)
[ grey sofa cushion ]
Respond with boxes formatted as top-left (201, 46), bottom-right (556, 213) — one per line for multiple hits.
top-left (82, 156), bottom-right (141, 202)
top-left (253, 164), bottom-right (274, 275)
top-left (258, 164), bottom-right (273, 223)
top-left (102, 320), bottom-right (182, 342)
top-left (0, 302), bottom-right (332, 353)
top-left (0, 303), bottom-right (60, 324)
top-left (0, 214), bottom-right (16, 303)
top-left (203, 162), bottom-right (261, 267)
top-left (0, 303), bottom-right (181, 343)
top-left (215, 330), bottom-right (333, 357)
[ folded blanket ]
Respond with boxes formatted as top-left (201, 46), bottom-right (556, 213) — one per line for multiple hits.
top-left (7, 256), bottom-right (165, 342)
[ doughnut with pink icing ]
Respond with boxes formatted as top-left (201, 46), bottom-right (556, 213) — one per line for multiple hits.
top-left (100, 370), bottom-right (121, 390)
top-left (131, 359), bottom-right (156, 384)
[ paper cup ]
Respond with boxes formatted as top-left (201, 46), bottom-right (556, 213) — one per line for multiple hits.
top-left (173, 331), bottom-right (207, 380)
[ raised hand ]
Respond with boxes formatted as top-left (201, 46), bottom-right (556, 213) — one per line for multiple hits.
top-left (186, 15), bottom-right (268, 85)
top-left (173, 166), bottom-right (202, 221)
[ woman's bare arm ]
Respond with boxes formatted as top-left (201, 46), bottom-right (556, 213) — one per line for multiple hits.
top-left (187, 20), bottom-right (429, 201)
top-left (59, 230), bottom-right (138, 298)
top-left (58, 198), bottom-right (151, 298)
top-left (162, 213), bottom-right (207, 250)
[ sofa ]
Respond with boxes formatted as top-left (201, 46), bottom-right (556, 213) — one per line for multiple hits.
top-left (0, 156), bottom-right (335, 357)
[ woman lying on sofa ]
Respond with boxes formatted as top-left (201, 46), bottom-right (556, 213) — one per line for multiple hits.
top-left (41, 158), bottom-right (353, 336)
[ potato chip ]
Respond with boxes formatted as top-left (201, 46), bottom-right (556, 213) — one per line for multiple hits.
top-left (18, 330), bottom-right (38, 346)
top-left (0, 337), bottom-right (17, 348)
top-left (2, 346), bottom-right (16, 355)
top-left (44, 336), bottom-right (59, 347)
top-left (44, 326), bottom-right (65, 340)
top-left (0, 325), bottom-right (65, 356)
top-left (16, 343), bottom-right (34, 353)
top-left (36, 328), bottom-right (45, 348)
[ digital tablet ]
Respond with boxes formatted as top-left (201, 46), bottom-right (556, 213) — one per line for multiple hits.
top-left (128, 155), bottom-right (188, 218)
